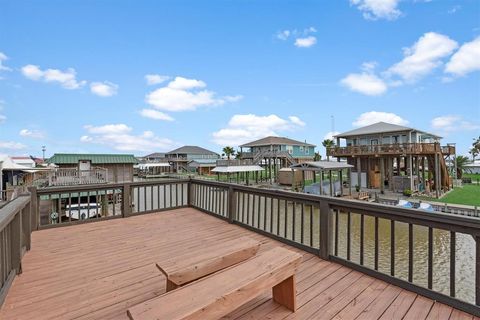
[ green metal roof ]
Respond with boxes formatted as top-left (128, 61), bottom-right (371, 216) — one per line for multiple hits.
top-left (48, 153), bottom-right (138, 165)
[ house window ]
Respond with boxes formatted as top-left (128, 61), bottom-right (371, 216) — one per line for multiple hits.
top-left (286, 146), bottom-right (293, 154)
top-left (305, 148), bottom-right (309, 155)
top-left (299, 146), bottom-right (304, 152)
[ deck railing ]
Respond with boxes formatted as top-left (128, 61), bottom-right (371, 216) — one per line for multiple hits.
top-left (327, 142), bottom-right (455, 157)
top-left (47, 167), bottom-right (108, 187)
top-left (0, 193), bottom-right (32, 307)
top-left (2, 178), bottom-right (479, 316)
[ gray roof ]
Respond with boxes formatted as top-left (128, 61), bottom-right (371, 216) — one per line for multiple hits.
top-left (143, 152), bottom-right (165, 158)
top-left (212, 165), bottom-right (264, 173)
top-left (240, 136), bottom-right (316, 148)
top-left (290, 161), bottom-right (353, 171)
top-left (166, 145), bottom-right (219, 156)
top-left (334, 122), bottom-right (441, 139)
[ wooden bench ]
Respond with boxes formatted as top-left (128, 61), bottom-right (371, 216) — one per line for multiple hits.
top-left (157, 236), bottom-right (260, 291)
top-left (127, 246), bottom-right (302, 320)
top-left (358, 191), bottom-right (369, 201)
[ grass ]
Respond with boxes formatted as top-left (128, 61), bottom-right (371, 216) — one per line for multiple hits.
top-left (417, 184), bottom-right (480, 207)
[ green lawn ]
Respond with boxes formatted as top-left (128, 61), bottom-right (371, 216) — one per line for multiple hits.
top-left (419, 184), bottom-right (480, 207)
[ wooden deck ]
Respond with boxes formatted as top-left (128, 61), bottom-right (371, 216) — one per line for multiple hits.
top-left (0, 208), bottom-right (475, 320)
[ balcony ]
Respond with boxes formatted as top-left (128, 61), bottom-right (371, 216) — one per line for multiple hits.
top-left (0, 179), bottom-right (478, 319)
top-left (42, 167), bottom-right (108, 187)
top-left (327, 143), bottom-right (455, 157)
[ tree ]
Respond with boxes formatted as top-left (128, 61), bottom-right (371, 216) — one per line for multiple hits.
top-left (222, 146), bottom-right (235, 160)
top-left (455, 155), bottom-right (470, 179)
top-left (322, 139), bottom-right (335, 161)
top-left (314, 152), bottom-right (321, 161)
top-left (470, 136), bottom-right (480, 161)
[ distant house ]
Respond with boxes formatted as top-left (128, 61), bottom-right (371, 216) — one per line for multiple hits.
top-left (47, 153), bottom-right (138, 185)
top-left (165, 146), bottom-right (220, 173)
top-left (142, 152), bottom-right (167, 162)
top-left (239, 136), bottom-right (316, 167)
top-left (11, 156), bottom-right (36, 168)
top-left (328, 122), bottom-right (454, 197)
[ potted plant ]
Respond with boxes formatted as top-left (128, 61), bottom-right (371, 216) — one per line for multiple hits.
top-left (403, 188), bottom-right (412, 197)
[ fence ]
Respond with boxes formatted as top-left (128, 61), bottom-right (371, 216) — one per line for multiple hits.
top-left (0, 193), bottom-right (33, 307)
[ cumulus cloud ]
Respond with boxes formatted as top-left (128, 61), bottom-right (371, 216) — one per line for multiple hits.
top-left (0, 52), bottom-right (11, 72)
top-left (323, 131), bottom-right (341, 141)
top-left (431, 115), bottom-right (480, 133)
top-left (19, 129), bottom-right (45, 139)
top-left (353, 111), bottom-right (409, 127)
top-left (276, 27), bottom-right (317, 48)
top-left (0, 141), bottom-right (26, 150)
top-left (444, 36), bottom-right (480, 77)
top-left (212, 114), bottom-right (306, 146)
top-left (387, 32), bottom-right (458, 83)
top-left (90, 81), bottom-right (118, 97)
top-left (140, 109), bottom-right (174, 121)
top-left (0, 100), bottom-right (5, 123)
top-left (145, 74), bottom-right (170, 85)
top-left (21, 64), bottom-right (86, 89)
top-left (81, 124), bottom-right (177, 152)
top-left (340, 72), bottom-right (387, 96)
top-left (350, 0), bottom-right (402, 20)
top-left (294, 36), bottom-right (317, 48)
top-left (145, 76), bottom-right (242, 112)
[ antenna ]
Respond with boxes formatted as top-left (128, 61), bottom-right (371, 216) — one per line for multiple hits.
top-left (42, 145), bottom-right (46, 160)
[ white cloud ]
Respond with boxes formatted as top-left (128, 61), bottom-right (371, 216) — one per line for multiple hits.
top-left (81, 124), bottom-right (177, 152)
top-left (350, 0), bottom-right (402, 20)
top-left (289, 116), bottom-right (306, 127)
top-left (0, 114), bottom-right (5, 123)
top-left (146, 76), bottom-right (242, 112)
top-left (90, 81), bottom-right (118, 97)
top-left (445, 37), bottom-right (480, 77)
top-left (212, 114), bottom-right (306, 146)
top-left (140, 109), bottom-right (174, 121)
top-left (0, 52), bottom-right (11, 72)
top-left (353, 111), bottom-right (409, 127)
top-left (387, 32), bottom-right (458, 83)
top-left (19, 129), bottom-right (45, 139)
top-left (145, 74), bottom-right (170, 85)
top-left (340, 72), bottom-right (387, 96)
top-left (276, 30), bottom-right (291, 40)
top-left (21, 64), bottom-right (86, 89)
top-left (294, 36), bottom-right (317, 48)
top-left (0, 141), bottom-right (26, 150)
top-left (431, 115), bottom-right (480, 133)
top-left (277, 27), bottom-right (317, 48)
top-left (323, 131), bottom-right (341, 141)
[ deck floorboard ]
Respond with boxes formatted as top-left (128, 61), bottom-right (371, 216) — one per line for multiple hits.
top-left (0, 208), bottom-right (473, 319)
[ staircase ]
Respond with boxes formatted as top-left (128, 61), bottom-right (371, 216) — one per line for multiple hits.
top-left (251, 151), bottom-right (297, 166)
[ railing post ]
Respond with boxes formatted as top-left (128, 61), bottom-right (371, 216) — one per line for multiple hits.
top-left (24, 202), bottom-right (31, 251)
top-left (319, 200), bottom-right (332, 260)
top-left (123, 183), bottom-right (132, 217)
top-left (227, 186), bottom-right (236, 223)
top-left (476, 236), bottom-right (480, 306)
top-left (187, 179), bottom-right (193, 207)
top-left (28, 187), bottom-right (38, 230)
top-left (11, 210), bottom-right (22, 274)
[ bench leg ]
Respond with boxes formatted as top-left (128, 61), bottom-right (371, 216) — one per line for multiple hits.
top-left (272, 275), bottom-right (296, 311)
top-left (166, 279), bottom-right (179, 292)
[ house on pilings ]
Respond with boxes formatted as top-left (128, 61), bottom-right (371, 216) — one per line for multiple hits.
top-left (327, 122), bottom-right (455, 198)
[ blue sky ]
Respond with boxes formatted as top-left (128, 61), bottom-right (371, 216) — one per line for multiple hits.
top-left (0, 0), bottom-right (479, 158)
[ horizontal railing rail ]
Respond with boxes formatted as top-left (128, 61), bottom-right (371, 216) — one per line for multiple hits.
top-left (328, 142), bottom-right (455, 156)
top-left (0, 193), bottom-right (32, 308)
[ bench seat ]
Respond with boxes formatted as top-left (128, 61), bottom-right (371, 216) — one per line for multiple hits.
top-left (127, 246), bottom-right (302, 320)
top-left (157, 236), bottom-right (260, 291)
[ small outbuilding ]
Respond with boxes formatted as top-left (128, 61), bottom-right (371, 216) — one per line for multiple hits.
top-left (289, 161), bottom-right (354, 197)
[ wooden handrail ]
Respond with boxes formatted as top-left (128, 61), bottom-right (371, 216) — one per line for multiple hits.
top-left (327, 142), bottom-right (455, 156)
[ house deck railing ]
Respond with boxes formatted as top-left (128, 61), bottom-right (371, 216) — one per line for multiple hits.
top-left (328, 142), bottom-right (455, 157)
top-left (0, 178), bottom-right (479, 316)
top-left (47, 167), bottom-right (108, 187)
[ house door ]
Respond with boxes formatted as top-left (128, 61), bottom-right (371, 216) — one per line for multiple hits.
top-left (79, 160), bottom-right (91, 171)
